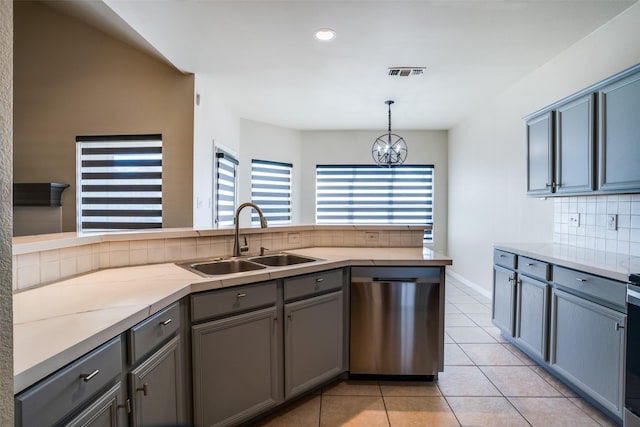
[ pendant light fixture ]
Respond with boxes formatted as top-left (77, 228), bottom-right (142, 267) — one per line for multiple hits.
top-left (371, 100), bottom-right (408, 167)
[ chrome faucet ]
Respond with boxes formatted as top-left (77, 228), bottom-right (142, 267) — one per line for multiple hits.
top-left (233, 202), bottom-right (268, 257)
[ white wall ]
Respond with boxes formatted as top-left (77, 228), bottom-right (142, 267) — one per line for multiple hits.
top-left (300, 130), bottom-right (449, 255)
top-left (448, 3), bottom-right (640, 293)
top-left (193, 74), bottom-right (241, 228)
top-left (238, 119), bottom-right (303, 227)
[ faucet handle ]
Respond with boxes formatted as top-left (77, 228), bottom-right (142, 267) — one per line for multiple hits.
top-left (240, 236), bottom-right (249, 253)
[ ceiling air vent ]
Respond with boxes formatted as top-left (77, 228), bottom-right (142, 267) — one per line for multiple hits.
top-left (388, 67), bottom-right (426, 77)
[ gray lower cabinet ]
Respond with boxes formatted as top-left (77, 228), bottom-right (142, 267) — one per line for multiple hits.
top-left (515, 276), bottom-right (549, 361)
top-left (492, 265), bottom-right (516, 336)
top-left (550, 288), bottom-right (626, 418)
top-left (129, 335), bottom-right (183, 427)
top-left (598, 69), bottom-right (640, 192)
top-left (65, 383), bottom-right (126, 427)
top-left (284, 290), bottom-right (343, 399)
top-left (191, 306), bottom-right (280, 427)
top-left (15, 337), bottom-right (125, 427)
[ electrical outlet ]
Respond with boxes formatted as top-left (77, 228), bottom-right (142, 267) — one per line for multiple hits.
top-left (607, 214), bottom-right (618, 231)
top-left (365, 232), bottom-right (379, 243)
top-left (569, 213), bottom-right (580, 227)
top-left (287, 232), bottom-right (300, 244)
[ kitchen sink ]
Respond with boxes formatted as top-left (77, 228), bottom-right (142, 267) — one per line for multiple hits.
top-left (248, 253), bottom-right (317, 267)
top-left (186, 259), bottom-right (266, 276)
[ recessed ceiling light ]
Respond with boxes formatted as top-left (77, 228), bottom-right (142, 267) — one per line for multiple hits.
top-left (314, 28), bottom-right (336, 41)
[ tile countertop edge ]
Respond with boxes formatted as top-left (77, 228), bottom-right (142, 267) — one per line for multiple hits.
top-left (14, 247), bottom-right (452, 393)
top-left (494, 243), bottom-right (640, 282)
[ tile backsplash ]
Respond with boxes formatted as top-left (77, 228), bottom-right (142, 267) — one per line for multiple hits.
top-left (13, 228), bottom-right (425, 291)
top-left (553, 194), bottom-right (640, 256)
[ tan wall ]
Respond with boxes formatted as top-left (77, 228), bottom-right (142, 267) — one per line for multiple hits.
top-left (13, 1), bottom-right (195, 232)
top-left (0, 0), bottom-right (14, 422)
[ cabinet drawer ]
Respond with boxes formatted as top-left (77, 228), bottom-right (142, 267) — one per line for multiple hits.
top-left (191, 281), bottom-right (277, 322)
top-left (518, 256), bottom-right (550, 281)
top-left (129, 302), bottom-right (180, 364)
top-left (494, 250), bottom-right (517, 269)
top-left (553, 266), bottom-right (626, 310)
top-left (15, 337), bottom-right (123, 427)
top-left (284, 269), bottom-right (343, 301)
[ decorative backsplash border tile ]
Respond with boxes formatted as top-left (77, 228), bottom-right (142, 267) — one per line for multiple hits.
top-left (553, 194), bottom-right (640, 257)
top-left (12, 228), bottom-right (427, 292)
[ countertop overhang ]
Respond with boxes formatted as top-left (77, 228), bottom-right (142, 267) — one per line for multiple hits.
top-left (14, 246), bottom-right (451, 394)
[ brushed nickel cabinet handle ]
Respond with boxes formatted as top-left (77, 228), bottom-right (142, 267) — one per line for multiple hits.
top-left (80, 369), bottom-right (100, 382)
top-left (316, 278), bottom-right (324, 283)
top-left (236, 293), bottom-right (247, 298)
top-left (137, 383), bottom-right (149, 396)
top-left (576, 278), bottom-right (588, 283)
top-left (160, 318), bottom-right (173, 326)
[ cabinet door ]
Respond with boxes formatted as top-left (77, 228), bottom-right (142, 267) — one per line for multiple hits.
top-left (515, 276), bottom-right (549, 361)
top-left (598, 70), bottom-right (640, 191)
top-left (192, 307), bottom-right (280, 427)
top-left (284, 291), bottom-right (344, 399)
top-left (492, 266), bottom-right (516, 336)
top-left (526, 111), bottom-right (554, 195)
top-left (550, 288), bottom-right (625, 418)
top-left (64, 383), bottom-right (125, 427)
top-left (129, 335), bottom-right (184, 427)
top-left (555, 94), bottom-right (595, 194)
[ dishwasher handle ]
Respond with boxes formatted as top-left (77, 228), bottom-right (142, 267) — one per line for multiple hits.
top-left (372, 277), bottom-right (418, 282)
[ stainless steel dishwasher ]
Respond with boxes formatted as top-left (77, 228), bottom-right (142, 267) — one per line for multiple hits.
top-left (350, 266), bottom-right (444, 378)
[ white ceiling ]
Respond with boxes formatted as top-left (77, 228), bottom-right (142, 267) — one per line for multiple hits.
top-left (50, 0), bottom-right (637, 130)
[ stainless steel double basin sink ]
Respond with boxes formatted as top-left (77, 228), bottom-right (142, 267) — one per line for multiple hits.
top-left (178, 253), bottom-right (319, 277)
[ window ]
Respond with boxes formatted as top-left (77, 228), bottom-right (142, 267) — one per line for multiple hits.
top-left (316, 165), bottom-right (433, 241)
top-left (251, 159), bottom-right (292, 226)
top-left (76, 135), bottom-right (163, 232)
top-left (215, 149), bottom-right (239, 228)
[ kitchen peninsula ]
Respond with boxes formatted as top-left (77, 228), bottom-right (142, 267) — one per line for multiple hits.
top-left (13, 225), bottom-right (452, 427)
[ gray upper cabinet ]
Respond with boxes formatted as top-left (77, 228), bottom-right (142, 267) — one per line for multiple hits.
top-left (598, 69), bottom-right (640, 192)
top-left (555, 94), bottom-right (595, 194)
top-left (526, 112), bottom-right (554, 196)
top-left (525, 64), bottom-right (640, 196)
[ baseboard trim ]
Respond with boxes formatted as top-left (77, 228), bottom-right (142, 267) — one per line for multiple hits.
top-left (446, 270), bottom-right (492, 299)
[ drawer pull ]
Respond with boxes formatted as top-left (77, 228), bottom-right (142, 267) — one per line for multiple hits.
top-left (616, 323), bottom-right (624, 331)
top-left (316, 278), bottom-right (324, 283)
top-left (160, 318), bottom-right (173, 326)
top-left (80, 369), bottom-right (100, 382)
top-left (576, 278), bottom-right (588, 283)
top-left (236, 293), bottom-right (247, 299)
top-left (499, 254), bottom-right (506, 258)
top-left (137, 383), bottom-right (149, 396)
top-left (526, 263), bottom-right (534, 266)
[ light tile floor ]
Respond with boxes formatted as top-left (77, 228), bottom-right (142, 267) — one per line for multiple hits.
top-left (254, 276), bottom-right (618, 427)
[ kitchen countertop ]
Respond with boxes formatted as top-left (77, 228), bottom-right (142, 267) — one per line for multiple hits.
top-left (14, 246), bottom-right (451, 394)
top-left (494, 243), bottom-right (640, 282)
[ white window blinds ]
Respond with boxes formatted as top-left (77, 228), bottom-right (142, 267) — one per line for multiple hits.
top-left (251, 159), bottom-right (292, 226)
top-left (316, 165), bottom-right (433, 240)
top-left (215, 150), bottom-right (239, 228)
top-left (76, 135), bottom-right (163, 232)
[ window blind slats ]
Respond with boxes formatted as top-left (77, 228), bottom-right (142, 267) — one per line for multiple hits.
top-left (215, 150), bottom-right (238, 228)
top-left (251, 160), bottom-right (292, 226)
top-left (316, 165), bottom-right (434, 242)
top-left (77, 136), bottom-right (163, 231)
